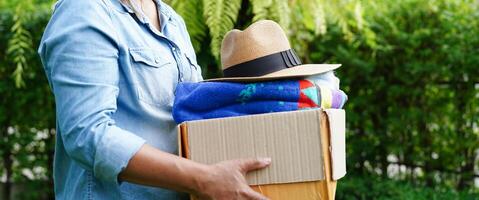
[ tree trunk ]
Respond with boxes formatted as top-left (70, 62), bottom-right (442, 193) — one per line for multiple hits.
top-left (47, 128), bottom-right (56, 200)
top-left (454, 81), bottom-right (475, 189)
top-left (458, 149), bottom-right (475, 189)
top-left (1, 119), bottom-right (12, 200)
top-left (2, 142), bottom-right (12, 200)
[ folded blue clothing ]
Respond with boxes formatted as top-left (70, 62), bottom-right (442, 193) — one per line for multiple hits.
top-left (172, 79), bottom-right (347, 124)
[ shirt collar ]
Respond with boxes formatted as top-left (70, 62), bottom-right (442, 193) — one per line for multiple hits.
top-left (116, 0), bottom-right (133, 14)
top-left (119, 0), bottom-right (172, 22)
top-left (157, 0), bottom-right (173, 21)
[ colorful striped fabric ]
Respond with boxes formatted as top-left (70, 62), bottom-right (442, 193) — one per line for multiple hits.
top-left (173, 79), bottom-right (347, 124)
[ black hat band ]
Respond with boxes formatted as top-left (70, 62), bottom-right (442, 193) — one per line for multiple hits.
top-left (223, 49), bottom-right (302, 78)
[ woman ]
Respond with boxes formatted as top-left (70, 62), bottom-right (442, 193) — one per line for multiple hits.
top-left (38, 0), bottom-right (270, 199)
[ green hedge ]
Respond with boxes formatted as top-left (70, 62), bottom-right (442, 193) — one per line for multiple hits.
top-left (337, 174), bottom-right (479, 200)
top-left (310, 0), bottom-right (479, 190)
top-left (0, 2), bottom-right (56, 200)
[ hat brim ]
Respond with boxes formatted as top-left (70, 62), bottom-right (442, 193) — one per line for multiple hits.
top-left (204, 64), bottom-right (341, 82)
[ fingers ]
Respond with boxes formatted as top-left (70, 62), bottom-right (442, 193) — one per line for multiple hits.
top-left (238, 157), bottom-right (271, 174)
top-left (244, 187), bottom-right (269, 200)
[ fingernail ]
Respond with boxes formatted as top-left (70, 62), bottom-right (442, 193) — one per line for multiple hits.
top-left (260, 157), bottom-right (271, 165)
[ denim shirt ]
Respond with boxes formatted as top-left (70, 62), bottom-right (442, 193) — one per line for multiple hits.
top-left (38, 0), bottom-right (202, 199)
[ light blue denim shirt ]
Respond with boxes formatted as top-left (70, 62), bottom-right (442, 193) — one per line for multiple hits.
top-left (38, 0), bottom-right (202, 199)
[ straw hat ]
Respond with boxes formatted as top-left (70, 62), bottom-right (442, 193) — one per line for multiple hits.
top-left (206, 20), bottom-right (341, 82)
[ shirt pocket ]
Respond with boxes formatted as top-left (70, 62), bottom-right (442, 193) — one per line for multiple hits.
top-left (129, 48), bottom-right (178, 107)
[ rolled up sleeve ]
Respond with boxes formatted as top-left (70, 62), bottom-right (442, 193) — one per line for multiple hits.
top-left (38, 0), bottom-right (145, 185)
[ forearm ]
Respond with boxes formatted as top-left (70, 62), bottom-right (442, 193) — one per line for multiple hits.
top-left (118, 144), bottom-right (207, 194)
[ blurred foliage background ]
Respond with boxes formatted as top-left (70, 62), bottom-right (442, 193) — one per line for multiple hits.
top-left (0, 0), bottom-right (478, 199)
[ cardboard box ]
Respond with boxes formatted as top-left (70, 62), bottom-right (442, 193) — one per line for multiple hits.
top-left (178, 109), bottom-right (346, 200)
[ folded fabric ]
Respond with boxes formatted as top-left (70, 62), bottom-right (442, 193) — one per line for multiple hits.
top-left (173, 78), bottom-right (348, 124)
top-left (307, 71), bottom-right (340, 90)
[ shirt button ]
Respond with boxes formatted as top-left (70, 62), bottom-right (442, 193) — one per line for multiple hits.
top-left (172, 47), bottom-right (176, 51)
top-left (154, 58), bottom-right (160, 64)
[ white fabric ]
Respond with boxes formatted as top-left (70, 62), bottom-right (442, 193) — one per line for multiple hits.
top-left (306, 71), bottom-right (340, 90)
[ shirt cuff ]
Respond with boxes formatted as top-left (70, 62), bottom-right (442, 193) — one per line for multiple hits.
top-left (93, 125), bottom-right (146, 185)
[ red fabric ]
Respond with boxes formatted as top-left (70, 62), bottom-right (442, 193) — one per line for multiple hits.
top-left (298, 80), bottom-right (318, 109)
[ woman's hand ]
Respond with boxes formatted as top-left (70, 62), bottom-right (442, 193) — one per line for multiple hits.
top-left (119, 145), bottom-right (271, 200)
top-left (194, 158), bottom-right (271, 200)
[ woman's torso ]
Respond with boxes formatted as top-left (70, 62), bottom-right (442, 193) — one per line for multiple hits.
top-left (42, 0), bottom-right (202, 199)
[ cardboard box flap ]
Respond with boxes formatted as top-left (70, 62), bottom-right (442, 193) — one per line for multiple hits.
top-left (324, 109), bottom-right (347, 180)
top-left (184, 110), bottom-right (326, 185)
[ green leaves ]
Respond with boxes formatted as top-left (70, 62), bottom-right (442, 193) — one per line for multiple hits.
top-left (251, 0), bottom-right (290, 31)
top-left (1, 1), bottom-right (56, 199)
top-left (312, 0), bottom-right (479, 190)
top-left (298, 0), bottom-right (326, 35)
top-left (168, 0), bottom-right (207, 52)
top-left (170, 0), bottom-right (348, 68)
top-left (0, 0), bottom-right (478, 198)
top-left (268, 0), bottom-right (290, 31)
top-left (7, 2), bottom-right (33, 88)
top-left (250, 0), bottom-right (272, 22)
top-left (337, 174), bottom-right (479, 200)
top-left (202, 0), bottom-right (242, 60)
